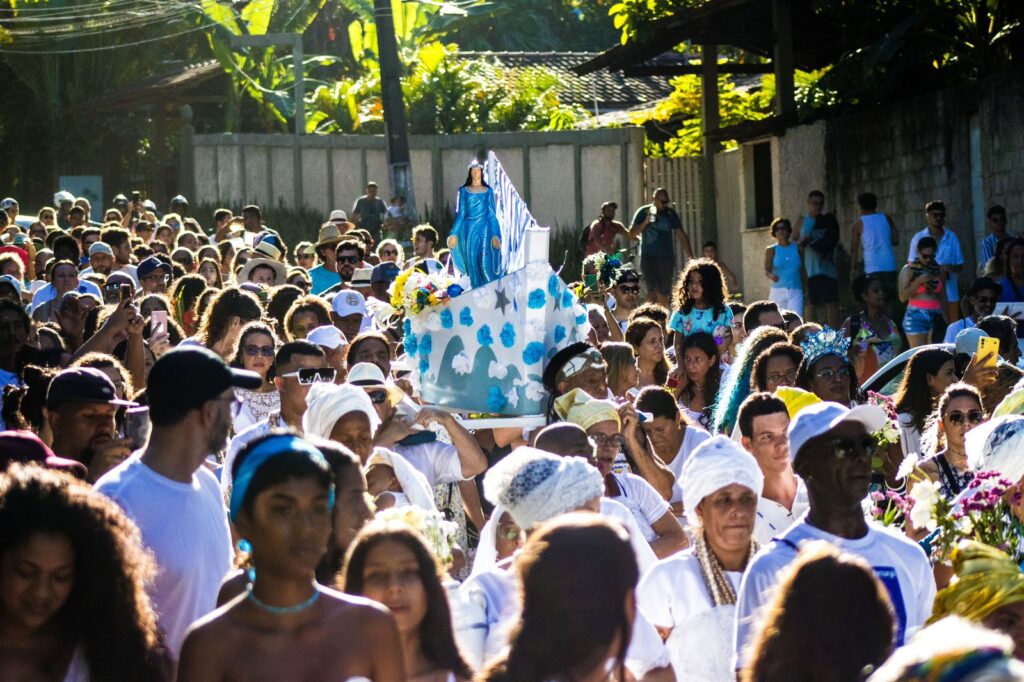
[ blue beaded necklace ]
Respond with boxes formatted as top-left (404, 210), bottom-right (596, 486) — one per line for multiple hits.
top-left (246, 583), bottom-right (321, 615)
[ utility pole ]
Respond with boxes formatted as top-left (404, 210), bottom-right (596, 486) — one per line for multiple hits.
top-left (374, 0), bottom-right (416, 212)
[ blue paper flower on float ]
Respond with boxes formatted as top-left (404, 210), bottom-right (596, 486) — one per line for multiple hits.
top-left (500, 323), bottom-right (516, 348)
top-left (486, 386), bottom-right (508, 413)
top-left (561, 291), bottom-right (574, 308)
top-left (576, 313), bottom-right (587, 325)
top-left (447, 283), bottom-right (464, 298)
top-left (554, 325), bottom-right (567, 343)
top-left (419, 358), bottom-right (430, 374)
top-left (459, 307), bottom-right (474, 327)
top-left (528, 289), bottom-right (546, 309)
top-left (548, 275), bottom-right (560, 297)
top-left (403, 318), bottom-right (412, 337)
top-left (419, 334), bottom-right (432, 357)
top-left (522, 342), bottom-right (545, 365)
top-left (440, 309), bottom-right (453, 329)
top-left (404, 332), bottom-right (418, 357)
top-left (477, 325), bottom-right (493, 346)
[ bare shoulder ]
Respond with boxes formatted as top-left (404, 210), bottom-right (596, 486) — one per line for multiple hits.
top-left (178, 598), bottom-right (248, 679)
top-left (319, 587), bottom-right (393, 624)
top-left (184, 594), bottom-right (248, 643)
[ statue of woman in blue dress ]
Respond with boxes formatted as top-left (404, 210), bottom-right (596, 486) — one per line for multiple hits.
top-left (447, 160), bottom-right (503, 288)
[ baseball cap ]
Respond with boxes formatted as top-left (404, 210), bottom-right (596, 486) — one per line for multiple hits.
top-left (955, 327), bottom-right (990, 357)
top-left (137, 256), bottom-right (172, 279)
top-left (147, 347), bottom-right (262, 418)
top-left (170, 194), bottom-right (189, 205)
top-left (88, 241), bottom-right (114, 257)
top-left (0, 430), bottom-right (87, 478)
top-left (0, 274), bottom-right (22, 298)
top-left (616, 269), bottom-right (640, 285)
top-left (0, 197), bottom-right (17, 209)
top-left (53, 190), bottom-right (75, 205)
top-left (787, 400), bottom-right (886, 462)
top-left (329, 209), bottom-right (348, 223)
top-left (332, 289), bottom-right (367, 318)
top-left (143, 199), bottom-right (158, 212)
top-left (351, 267), bottom-right (374, 287)
top-left (46, 367), bottom-right (137, 410)
top-left (371, 262), bottom-right (400, 284)
top-left (307, 325), bottom-right (347, 350)
top-left (601, 201), bottom-right (618, 210)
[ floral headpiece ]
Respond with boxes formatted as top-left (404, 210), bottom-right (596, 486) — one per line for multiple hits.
top-left (582, 251), bottom-right (626, 289)
top-left (799, 326), bottom-right (850, 366)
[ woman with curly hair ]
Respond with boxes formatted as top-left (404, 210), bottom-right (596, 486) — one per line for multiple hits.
top-left (283, 295), bottom-right (333, 342)
top-left (343, 521), bottom-right (473, 681)
top-left (230, 321), bottom-right (281, 433)
top-left (0, 464), bottom-right (169, 680)
top-left (669, 258), bottom-right (733, 362)
top-left (178, 432), bottom-right (403, 680)
top-left (169, 273), bottom-right (209, 338)
top-left (676, 331), bottom-right (722, 428)
top-left (625, 316), bottom-right (670, 389)
top-left (192, 286), bottom-right (263, 360)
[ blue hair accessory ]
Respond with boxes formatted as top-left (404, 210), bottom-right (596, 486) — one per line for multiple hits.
top-left (799, 326), bottom-right (850, 366)
top-left (228, 435), bottom-right (335, 523)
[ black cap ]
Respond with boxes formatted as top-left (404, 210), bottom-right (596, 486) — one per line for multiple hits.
top-left (371, 261), bottom-right (400, 284)
top-left (147, 347), bottom-right (262, 418)
top-left (137, 256), bottom-right (172, 279)
top-left (616, 268), bottom-right (640, 285)
top-left (46, 367), bottom-right (137, 410)
top-left (542, 341), bottom-right (592, 391)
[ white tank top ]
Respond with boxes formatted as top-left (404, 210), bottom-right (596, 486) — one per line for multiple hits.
top-left (861, 212), bottom-right (897, 273)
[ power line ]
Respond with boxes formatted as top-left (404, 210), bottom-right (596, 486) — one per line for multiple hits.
top-left (0, 19), bottom-right (217, 53)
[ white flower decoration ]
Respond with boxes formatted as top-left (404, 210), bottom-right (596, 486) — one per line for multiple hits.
top-left (525, 381), bottom-right (545, 402)
top-left (505, 386), bottom-right (519, 409)
top-left (909, 479), bottom-right (940, 531)
top-left (425, 312), bottom-right (442, 332)
top-left (488, 361), bottom-right (508, 379)
top-left (452, 351), bottom-right (472, 375)
top-left (896, 452), bottom-right (920, 481)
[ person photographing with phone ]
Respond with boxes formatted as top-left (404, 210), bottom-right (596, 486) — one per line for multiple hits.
top-left (899, 236), bottom-right (949, 347)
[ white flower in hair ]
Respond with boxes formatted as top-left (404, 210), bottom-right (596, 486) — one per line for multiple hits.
top-left (799, 326), bottom-right (851, 366)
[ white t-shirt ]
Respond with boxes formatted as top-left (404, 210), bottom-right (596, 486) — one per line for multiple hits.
top-left (666, 426), bottom-right (711, 504)
top-left (221, 413), bottom-right (282, 494)
top-left (753, 478), bottom-right (809, 545)
top-left (638, 550), bottom-right (742, 681)
top-left (95, 455), bottom-right (233, 659)
top-left (733, 518), bottom-right (935, 669)
top-left (394, 439), bottom-right (467, 487)
top-left (602, 497), bottom-right (658, 575)
top-left (609, 472), bottom-right (671, 542)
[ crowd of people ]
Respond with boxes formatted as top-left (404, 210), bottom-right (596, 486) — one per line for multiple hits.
top-left (2, 183), bottom-right (1024, 681)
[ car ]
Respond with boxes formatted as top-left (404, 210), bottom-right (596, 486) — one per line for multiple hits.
top-left (860, 343), bottom-right (955, 398)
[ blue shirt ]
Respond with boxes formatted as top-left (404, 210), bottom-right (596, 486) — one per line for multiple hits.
top-left (309, 265), bottom-right (341, 295)
top-left (631, 205), bottom-right (681, 261)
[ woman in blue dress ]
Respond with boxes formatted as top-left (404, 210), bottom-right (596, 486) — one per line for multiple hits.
top-left (447, 160), bottom-right (503, 288)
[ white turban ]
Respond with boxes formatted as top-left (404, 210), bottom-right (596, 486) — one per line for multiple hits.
top-left (483, 446), bottom-right (603, 530)
top-left (302, 382), bottom-right (381, 440)
top-left (966, 415), bottom-right (1024, 484)
top-left (365, 447), bottom-right (436, 511)
top-left (681, 435), bottom-right (764, 527)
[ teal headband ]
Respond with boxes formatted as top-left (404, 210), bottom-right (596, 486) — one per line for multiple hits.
top-left (228, 434), bottom-right (335, 522)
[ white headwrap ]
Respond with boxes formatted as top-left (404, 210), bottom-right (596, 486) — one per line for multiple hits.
top-left (302, 382), bottom-right (381, 440)
top-left (681, 435), bottom-right (764, 527)
top-left (483, 446), bottom-right (603, 530)
top-left (966, 415), bottom-right (1024, 484)
top-left (365, 447), bottom-right (437, 511)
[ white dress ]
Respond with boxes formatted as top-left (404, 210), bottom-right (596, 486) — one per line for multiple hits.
top-left (637, 550), bottom-right (741, 682)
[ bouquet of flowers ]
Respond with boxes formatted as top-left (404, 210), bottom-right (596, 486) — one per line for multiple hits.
top-left (869, 488), bottom-right (911, 527)
top-left (375, 506), bottom-right (460, 567)
top-left (865, 391), bottom-right (900, 448)
top-left (908, 471), bottom-right (1024, 563)
top-left (389, 268), bottom-right (464, 317)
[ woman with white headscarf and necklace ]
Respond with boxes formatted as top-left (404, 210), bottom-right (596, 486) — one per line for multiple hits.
top-left (636, 435), bottom-right (763, 681)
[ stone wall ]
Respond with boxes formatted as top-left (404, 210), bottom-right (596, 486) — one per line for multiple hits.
top-left (187, 128), bottom-right (646, 235)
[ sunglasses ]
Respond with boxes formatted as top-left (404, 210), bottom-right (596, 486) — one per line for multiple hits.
top-left (337, 255), bottom-right (360, 264)
top-left (381, 249), bottom-right (397, 257)
top-left (618, 286), bottom-right (640, 294)
top-left (279, 367), bottom-right (337, 385)
top-left (558, 349), bottom-right (606, 382)
top-left (297, 253), bottom-right (314, 260)
top-left (830, 435), bottom-right (878, 459)
top-left (946, 410), bottom-right (985, 426)
top-left (365, 390), bottom-right (389, 405)
top-left (244, 344), bottom-right (274, 358)
top-left (815, 366), bottom-right (850, 381)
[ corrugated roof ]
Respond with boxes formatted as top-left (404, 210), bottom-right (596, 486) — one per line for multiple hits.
top-left (457, 51), bottom-right (678, 111)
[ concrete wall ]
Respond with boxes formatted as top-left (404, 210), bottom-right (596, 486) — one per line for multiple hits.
top-left (187, 128), bottom-right (646, 235)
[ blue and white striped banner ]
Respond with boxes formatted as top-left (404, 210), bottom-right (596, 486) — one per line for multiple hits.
top-left (486, 150), bottom-right (538, 275)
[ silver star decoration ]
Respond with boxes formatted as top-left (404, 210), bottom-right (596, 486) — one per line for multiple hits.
top-left (553, 288), bottom-right (562, 310)
top-left (494, 287), bottom-right (511, 316)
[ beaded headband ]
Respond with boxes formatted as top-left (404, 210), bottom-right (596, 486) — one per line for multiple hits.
top-left (799, 326), bottom-right (851, 366)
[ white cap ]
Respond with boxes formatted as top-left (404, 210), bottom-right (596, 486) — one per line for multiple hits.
top-left (306, 325), bottom-right (347, 350)
top-left (88, 242), bottom-right (114, 257)
top-left (0, 198), bottom-right (17, 209)
top-left (955, 327), bottom-right (990, 356)
top-left (0, 274), bottom-right (22, 296)
top-left (332, 289), bottom-right (366, 318)
top-left (787, 401), bottom-right (886, 462)
top-left (329, 209), bottom-right (348, 223)
top-left (54, 190), bottom-right (75, 205)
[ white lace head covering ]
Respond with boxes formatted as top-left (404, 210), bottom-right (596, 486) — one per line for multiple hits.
top-left (483, 446), bottom-right (603, 530)
top-left (365, 447), bottom-right (436, 511)
top-left (681, 435), bottom-right (764, 527)
top-left (302, 382), bottom-right (381, 440)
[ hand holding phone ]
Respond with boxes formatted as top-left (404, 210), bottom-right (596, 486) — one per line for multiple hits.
top-left (978, 336), bottom-right (1000, 368)
top-left (150, 310), bottom-right (168, 338)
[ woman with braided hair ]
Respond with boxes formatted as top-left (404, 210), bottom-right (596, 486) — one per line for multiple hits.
top-left (636, 435), bottom-right (763, 681)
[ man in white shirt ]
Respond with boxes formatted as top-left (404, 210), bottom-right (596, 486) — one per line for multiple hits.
top-left (733, 401), bottom-right (936, 669)
top-left (737, 392), bottom-right (808, 544)
top-left (96, 347), bottom-right (262, 661)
